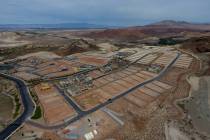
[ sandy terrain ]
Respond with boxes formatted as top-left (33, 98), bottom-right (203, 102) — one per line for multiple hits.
top-left (17, 51), bottom-right (61, 60)
top-left (0, 32), bottom-right (29, 48)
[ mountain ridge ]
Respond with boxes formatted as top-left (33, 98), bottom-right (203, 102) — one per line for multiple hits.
top-left (1, 20), bottom-right (210, 30)
top-left (82, 20), bottom-right (210, 41)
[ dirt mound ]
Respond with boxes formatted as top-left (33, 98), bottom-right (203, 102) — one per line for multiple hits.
top-left (0, 32), bottom-right (20, 40)
top-left (54, 39), bottom-right (98, 56)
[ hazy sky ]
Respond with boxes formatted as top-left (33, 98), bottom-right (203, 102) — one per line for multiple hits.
top-left (0, 0), bottom-right (210, 26)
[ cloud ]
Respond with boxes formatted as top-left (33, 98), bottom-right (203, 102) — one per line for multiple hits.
top-left (0, 0), bottom-right (210, 25)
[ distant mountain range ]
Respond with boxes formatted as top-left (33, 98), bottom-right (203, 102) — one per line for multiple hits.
top-left (145, 20), bottom-right (210, 30)
top-left (84, 20), bottom-right (210, 41)
top-left (0, 20), bottom-right (210, 31)
top-left (0, 23), bottom-right (111, 30)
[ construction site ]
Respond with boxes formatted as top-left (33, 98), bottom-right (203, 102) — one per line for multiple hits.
top-left (1, 44), bottom-right (200, 140)
top-left (6, 51), bottom-right (112, 81)
top-left (1, 18), bottom-right (210, 140)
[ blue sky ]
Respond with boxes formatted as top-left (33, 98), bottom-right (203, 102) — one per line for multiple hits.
top-left (0, 0), bottom-right (210, 26)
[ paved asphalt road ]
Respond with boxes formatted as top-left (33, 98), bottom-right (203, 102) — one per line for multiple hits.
top-left (0, 73), bottom-right (35, 140)
top-left (56, 86), bottom-right (84, 115)
top-left (27, 53), bottom-right (181, 130)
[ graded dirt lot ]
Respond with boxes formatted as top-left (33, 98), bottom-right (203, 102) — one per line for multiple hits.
top-left (93, 52), bottom-right (198, 140)
top-left (154, 52), bottom-right (193, 69)
top-left (34, 83), bottom-right (76, 124)
top-left (35, 59), bottom-right (79, 78)
top-left (78, 56), bottom-right (109, 66)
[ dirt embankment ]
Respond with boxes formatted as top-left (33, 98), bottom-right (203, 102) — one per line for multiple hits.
top-left (181, 36), bottom-right (210, 53)
top-left (184, 76), bottom-right (210, 136)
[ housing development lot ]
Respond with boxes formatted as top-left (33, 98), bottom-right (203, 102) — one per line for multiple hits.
top-left (1, 17), bottom-right (210, 140)
top-left (4, 47), bottom-right (187, 122)
top-left (1, 44), bottom-right (201, 140)
top-left (154, 52), bottom-right (193, 69)
top-left (10, 51), bottom-right (110, 81)
top-left (34, 83), bottom-right (76, 124)
top-left (73, 65), bottom-right (172, 110)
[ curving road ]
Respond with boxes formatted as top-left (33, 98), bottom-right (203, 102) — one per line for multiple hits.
top-left (0, 73), bottom-right (35, 140)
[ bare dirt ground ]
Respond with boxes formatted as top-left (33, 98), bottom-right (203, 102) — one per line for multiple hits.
top-left (34, 83), bottom-right (76, 125)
